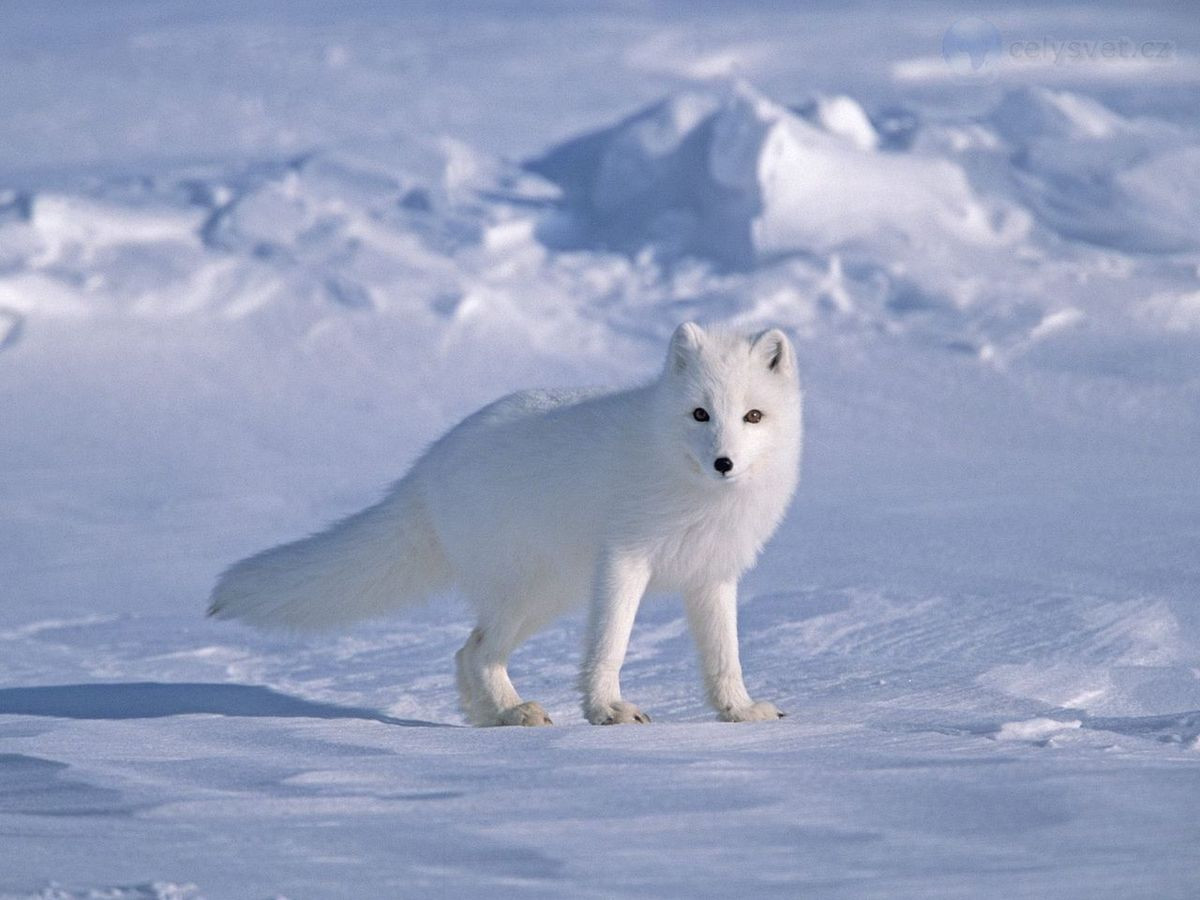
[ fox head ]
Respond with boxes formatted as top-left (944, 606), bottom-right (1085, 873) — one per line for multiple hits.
top-left (655, 322), bottom-right (803, 488)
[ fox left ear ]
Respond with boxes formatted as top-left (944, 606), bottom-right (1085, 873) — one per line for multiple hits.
top-left (667, 322), bottom-right (705, 374)
top-left (751, 328), bottom-right (794, 375)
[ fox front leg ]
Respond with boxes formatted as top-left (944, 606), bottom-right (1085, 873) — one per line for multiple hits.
top-left (580, 553), bottom-right (652, 724)
top-left (684, 579), bottom-right (785, 722)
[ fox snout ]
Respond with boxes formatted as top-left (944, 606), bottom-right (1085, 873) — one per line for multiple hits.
top-left (714, 456), bottom-right (734, 475)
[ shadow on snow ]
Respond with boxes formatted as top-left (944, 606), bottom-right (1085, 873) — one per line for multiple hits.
top-left (0, 682), bottom-right (447, 727)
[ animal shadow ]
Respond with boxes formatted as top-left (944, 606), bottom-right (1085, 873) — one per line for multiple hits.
top-left (0, 682), bottom-right (446, 727)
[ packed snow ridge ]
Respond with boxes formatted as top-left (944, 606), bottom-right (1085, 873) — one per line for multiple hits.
top-left (1, 81), bottom-right (1198, 380)
top-left (528, 81), bottom-right (1027, 266)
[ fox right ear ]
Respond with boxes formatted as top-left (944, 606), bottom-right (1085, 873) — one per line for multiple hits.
top-left (667, 322), bottom-right (704, 373)
top-left (751, 328), bottom-right (794, 376)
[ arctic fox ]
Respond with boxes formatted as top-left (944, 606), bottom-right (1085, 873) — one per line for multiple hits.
top-left (209, 322), bottom-right (803, 726)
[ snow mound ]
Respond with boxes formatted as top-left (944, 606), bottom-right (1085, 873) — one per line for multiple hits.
top-left (805, 94), bottom-right (880, 150)
top-left (989, 86), bottom-right (1129, 142)
top-left (528, 82), bottom-right (1026, 266)
top-left (983, 87), bottom-right (1200, 253)
top-left (0, 138), bottom-right (543, 325)
top-left (993, 717), bottom-right (1082, 742)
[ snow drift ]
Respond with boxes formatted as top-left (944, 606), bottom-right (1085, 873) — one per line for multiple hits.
top-left (528, 82), bottom-right (1028, 266)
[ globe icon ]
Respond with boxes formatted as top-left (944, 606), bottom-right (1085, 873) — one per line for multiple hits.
top-left (942, 18), bottom-right (1002, 79)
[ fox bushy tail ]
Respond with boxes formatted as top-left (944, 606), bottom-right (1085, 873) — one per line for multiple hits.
top-left (208, 477), bottom-right (451, 630)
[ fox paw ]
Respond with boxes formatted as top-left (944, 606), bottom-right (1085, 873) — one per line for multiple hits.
top-left (587, 700), bottom-right (651, 725)
top-left (497, 701), bottom-right (553, 726)
top-left (719, 701), bottom-right (786, 722)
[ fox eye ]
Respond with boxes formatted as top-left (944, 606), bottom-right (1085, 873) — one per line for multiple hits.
top-left (743, 409), bottom-right (763, 424)
top-left (692, 408), bottom-right (710, 422)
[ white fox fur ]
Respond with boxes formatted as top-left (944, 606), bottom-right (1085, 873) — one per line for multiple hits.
top-left (209, 322), bottom-right (803, 726)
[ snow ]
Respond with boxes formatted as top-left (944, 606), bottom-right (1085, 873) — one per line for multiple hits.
top-left (530, 81), bottom-right (1027, 266)
top-left (992, 717), bottom-right (1082, 742)
top-left (2, 2), bottom-right (1200, 897)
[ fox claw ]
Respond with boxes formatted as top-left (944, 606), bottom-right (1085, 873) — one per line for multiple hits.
top-left (590, 700), bottom-right (651, 725)
top-left (719, 700), bottom-right (785, 722)
top-left (497, 701), bottom-right (553, 726)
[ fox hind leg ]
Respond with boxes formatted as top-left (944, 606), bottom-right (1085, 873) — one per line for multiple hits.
top-left (454, 629), bottom-right (482, 719)
top-left (455, 621), bottom-right (552, 727)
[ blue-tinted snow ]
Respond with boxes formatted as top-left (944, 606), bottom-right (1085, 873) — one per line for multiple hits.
top-left (1, 2), bottom-right (1198, 898)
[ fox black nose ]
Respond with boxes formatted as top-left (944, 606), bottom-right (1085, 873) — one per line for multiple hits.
top-left (714, 457), bottom-right (733, 475)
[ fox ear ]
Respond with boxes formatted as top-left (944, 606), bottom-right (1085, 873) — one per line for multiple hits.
top-left (751, 328), bottom-right (794, 375)
top-left (667, 322), bottom-right (704, 373)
